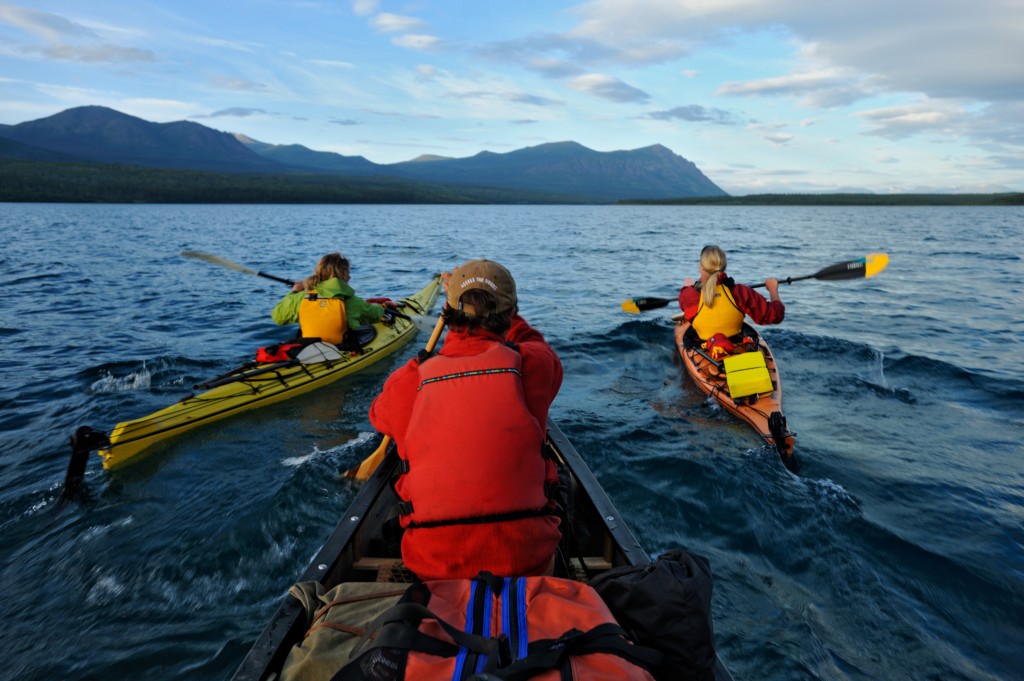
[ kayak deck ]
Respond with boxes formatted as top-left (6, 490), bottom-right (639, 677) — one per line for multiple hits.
top-left (674, 320), bottom-right (796, 468)
top-left (230, 420), bottom-right (734, 681)
top-left (79, 276), bottom-right (440, 471)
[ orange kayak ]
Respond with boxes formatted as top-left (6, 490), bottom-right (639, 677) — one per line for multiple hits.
top-left (674, 319), bottom-right (796, 468)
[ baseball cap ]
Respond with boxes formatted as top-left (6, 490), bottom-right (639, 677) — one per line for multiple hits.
top-left (446, 259), bottom-right (517, 315)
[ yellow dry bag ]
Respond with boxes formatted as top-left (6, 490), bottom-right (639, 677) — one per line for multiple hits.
top-left (723, 351), bottom-right (773, 398)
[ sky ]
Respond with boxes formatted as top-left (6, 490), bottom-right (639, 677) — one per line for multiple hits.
top-left (1, 1), bottom-right (1022, 195)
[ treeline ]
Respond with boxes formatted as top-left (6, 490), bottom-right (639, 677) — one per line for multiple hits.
top-left (3, 158), bottom-right (1020, 206)
top-left (0, 159), bottom-right (595, 204)
top-left (621, 193), bottom-right (1024, 206)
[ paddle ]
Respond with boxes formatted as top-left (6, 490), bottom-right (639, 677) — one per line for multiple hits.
top-left (342, 313), bottom-right (447, 481)
top-left (181, 250), bottom-right (295, 287)
top-left (621, 252), bottom-right (889, 313)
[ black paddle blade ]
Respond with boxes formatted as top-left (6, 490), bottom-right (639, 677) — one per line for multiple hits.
top-left (621, 296), bottom-right (674, 313)
top-left (812, 253), bottom-right (889, 282)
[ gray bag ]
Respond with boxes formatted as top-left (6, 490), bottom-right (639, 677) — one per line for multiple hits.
top-left (281, 581), bottom-right (408, 681)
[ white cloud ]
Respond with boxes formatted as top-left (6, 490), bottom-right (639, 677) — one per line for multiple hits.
top-left (200, 107), bottom-right (270, 118)
top-left (0, 5), bottom-right (96, 42)
top-left (857, 104), bottom-right (955, 140)
top-left (351, 0), bottom-right (378, 17)
top-left (789, 3), bottom-right (1024, 102)
top-left (856, 99), bottom-right (1024, 154)
top-left (717, 68), bottom-right (874, 108)
top-left (393, 34), bottom-right (441, 51)
top-left (566, 73), bottom-right (649, 103)
top-left (643, 104), bottom-right (738, 124)
top-left (559, 0), bottom-right (1024, 103)
top-left (525, 57), bottom-right (584, 79)
top-left (36, 44), bottom-right (154, 63)
top-left (509, 92), bottom-right (564, 107)
top-left (309, 59), bottom-right (355, 69)
top-left (370, 13), bottom-right (425, 34)
top-left (0, 4), bottom-right (154, 63)
top-left (208, 75), bottom-right (268, 92)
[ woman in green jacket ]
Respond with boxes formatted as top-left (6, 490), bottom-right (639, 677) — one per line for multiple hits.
top-left (271, 253), bottom-right (387, 344)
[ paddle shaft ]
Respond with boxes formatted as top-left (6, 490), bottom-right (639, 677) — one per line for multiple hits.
top-left (745, 254), bottom-right (880, 286)
top-left (254, 271), bottom-right (296, 287)
top-left (344, 313), bottom-right (447, 480)
top-left (624, 253), bottom-right (888, 311)
top-left (748, 277), bottom-right (795, 289)
top-left (181, 251), bottom-right (295, 287)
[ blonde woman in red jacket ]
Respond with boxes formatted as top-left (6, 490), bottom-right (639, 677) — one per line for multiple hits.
top-left (678, 244), bottom-right (785, 341)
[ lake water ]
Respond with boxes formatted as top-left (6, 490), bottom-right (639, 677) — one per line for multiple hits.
top-left (1, 203), bottom-right (1022, 680)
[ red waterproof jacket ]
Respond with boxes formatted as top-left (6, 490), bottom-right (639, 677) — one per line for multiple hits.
top-left (369, 315), bottom-right (564, 580)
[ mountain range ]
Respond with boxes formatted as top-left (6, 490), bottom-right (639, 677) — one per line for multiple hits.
top-left (0, 106), bottom-right (727, 202)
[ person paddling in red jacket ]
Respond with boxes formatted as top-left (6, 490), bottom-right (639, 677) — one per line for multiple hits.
top-left (679, 244), bottom-right (785, 347)
top-left (369, 259), bottom-right (564, 581)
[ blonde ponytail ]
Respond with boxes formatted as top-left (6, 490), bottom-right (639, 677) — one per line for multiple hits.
top-left (699, 245), bottom-right (727, 308)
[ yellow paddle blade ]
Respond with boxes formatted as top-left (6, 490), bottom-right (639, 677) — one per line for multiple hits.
top-left (864, 253), bottom-right (889, 278)
top-left (342, 313), bottom-right (447, 483)
top-left (344, 436), bottom-right (389, 481)
top-left (180, 250), bottom-right (257, 276)
top-left (621, 299), bottom-right (641, 314)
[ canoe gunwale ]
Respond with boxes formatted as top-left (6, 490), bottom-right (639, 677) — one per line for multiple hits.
top-left (230, 450), bottom-right (400, 681)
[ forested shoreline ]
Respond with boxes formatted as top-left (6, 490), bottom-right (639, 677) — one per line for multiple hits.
top-left (621, 193), bottom-right (1024, 206)
top-left (2, 158), bottom-right (1020, 205)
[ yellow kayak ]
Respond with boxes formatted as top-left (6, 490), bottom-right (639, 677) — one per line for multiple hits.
top-left (65, 276), bottom-right (440, 477)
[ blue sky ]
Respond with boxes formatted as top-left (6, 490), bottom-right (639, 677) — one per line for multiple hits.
top-left (1, 0), bottom-right (1022, 195)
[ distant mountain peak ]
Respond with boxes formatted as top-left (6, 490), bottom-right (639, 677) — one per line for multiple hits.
top-left (2, 105), bottom-right (283, 172)
top-left (406, 154), bottom-right (454, 163)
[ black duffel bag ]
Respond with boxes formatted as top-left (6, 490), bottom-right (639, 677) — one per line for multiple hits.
top-left (589, 548), bottom-right (716, 681)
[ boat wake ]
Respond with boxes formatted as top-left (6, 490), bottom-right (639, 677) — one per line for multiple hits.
top-left (89, 364), bottom-right (152, 393)
top-left (85, 356), bottom-right (224, 394)
top-left (280, 431), bottom-right (377, 468)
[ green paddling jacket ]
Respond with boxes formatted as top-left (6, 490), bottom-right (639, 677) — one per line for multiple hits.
top-left (271, 277), bottom-right (385, 331)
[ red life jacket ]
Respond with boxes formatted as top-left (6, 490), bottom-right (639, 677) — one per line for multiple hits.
top-left (343, 574), bottom-right (661, 680)
top-left (395, 342), bottom-right (560, 580)
top-left (254, 341), bottom-right (305, 363)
